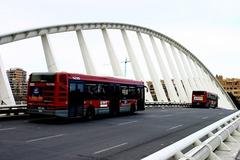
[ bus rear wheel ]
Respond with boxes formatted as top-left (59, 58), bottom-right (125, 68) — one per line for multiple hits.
top-left (86, 108), bottom-right (95, 120)
top-left (130, 104), bottom-right (136, 114)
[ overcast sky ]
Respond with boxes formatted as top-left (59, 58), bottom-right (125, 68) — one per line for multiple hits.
top-left (0, 0), bottom-right (239, 78)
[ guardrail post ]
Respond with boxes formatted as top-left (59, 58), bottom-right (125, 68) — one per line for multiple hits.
top-left (208, 132), bottom-right (214, 137)
top-left (232, 130), bottom-right (240, 137)
top-left (208, 152), bottom-right (222, 160)
top-left (194, 139), bottom-right (202, 147)
top-left (174, 151), bottom-right (184, 159)
top-left (226, 135), bottom-right (238, 143)
top-left (218, 140), bottom-right (231, 151)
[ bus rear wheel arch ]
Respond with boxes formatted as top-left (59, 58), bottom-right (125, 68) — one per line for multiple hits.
top-left (85, 107), bottom-right (95, 120)
top-left (130, 103), bottom-right (136, 114)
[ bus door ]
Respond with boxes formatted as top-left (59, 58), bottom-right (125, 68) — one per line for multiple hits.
top-left (137, 87), bottom-right (145, 110)
top-left (110, 85), bottom-right (120, 115)
top-left (68, 80), bottom-right (84, 117)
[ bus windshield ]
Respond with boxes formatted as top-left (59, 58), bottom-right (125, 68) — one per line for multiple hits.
top-left (30, 74), bottom-right (56, 83)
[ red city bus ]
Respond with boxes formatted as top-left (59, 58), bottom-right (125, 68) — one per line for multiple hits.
top-left (27, 72), bottom-right (145, 118)
top-left (192, 91), bottom-right (218, 108)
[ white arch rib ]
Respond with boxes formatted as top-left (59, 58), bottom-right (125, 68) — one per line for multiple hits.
top-left (0, 22), bottom-right (236, 109)
top-left (137, 32), bottom-right (168, 102)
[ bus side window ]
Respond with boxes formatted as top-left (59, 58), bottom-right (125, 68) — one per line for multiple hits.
top-left (85, 84), bottom-right (97, 99)
top-left (77, 83), bottom-right (84, 92)
top-left (97, 84), bottom-right (107, 99)
top-left (70, 83), bottom-right (76, 92)
top-left (121, 86), bottom-right (128, 99)
top-left (128, 86), bottom-right (136, 99)
top-left (137, 87), bottom-right (144, 99)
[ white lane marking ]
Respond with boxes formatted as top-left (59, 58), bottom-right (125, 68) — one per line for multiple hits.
top-left (118, 121), bottom-right (137, 126)
top-left (159, 114), bottom-right (173, 118)
top-left (0, 127), bottom-right (16, 131)
top-left (168, 125), bottom-right (183, 130)
top-left (26, 134), bottom-right (65, 143)
top-left (219, 113), bottom-right (223, 115)
top-left (202, 117), bottom-right (208, 119)
top-left (94, 142), bottom-right (128, 154)
top-left (146, 114), bottom-right (173, 118)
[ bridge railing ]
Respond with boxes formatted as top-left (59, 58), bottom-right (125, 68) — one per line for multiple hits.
top-left (145, 101), bottom-right (191, 108)
top-left (0, 102), bottom-right (191, 117)
top-left (0, 104), bottom-right (27, 117)
top-left (142, 110), bottom-right (240, 160)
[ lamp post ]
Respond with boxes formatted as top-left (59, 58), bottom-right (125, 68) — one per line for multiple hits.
top-left (123, 57), bottom-right (130, 77)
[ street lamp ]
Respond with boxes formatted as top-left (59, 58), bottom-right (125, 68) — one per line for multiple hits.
top-left (122, 57), bottom-right (130, 77)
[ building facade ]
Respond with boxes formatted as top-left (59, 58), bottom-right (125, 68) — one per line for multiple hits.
top-left (7, 68), bottom-right (27, 104)
top-left (216, 75), bottom-right (240, 104)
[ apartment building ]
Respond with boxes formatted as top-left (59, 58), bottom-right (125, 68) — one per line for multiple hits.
top-left (7, 68), bottom-right (27, 104)
top-left (216, 75), bottom-right (240, 103)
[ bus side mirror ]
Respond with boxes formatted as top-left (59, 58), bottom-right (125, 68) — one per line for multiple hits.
top-left (144, 86), bottom-right (149, 92)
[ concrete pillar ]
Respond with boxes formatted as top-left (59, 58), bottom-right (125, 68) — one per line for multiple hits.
top-left (179, 52), bottom-right (198, 90)
top-left (137, 32), bottom-right (168, 102)
top-left (194, 64), bottom-right (209, 90)
top-left (0, 54), bottom-right (15, 105)
top-left (203, 71), bottom-right (217, 92)
top-left (76, 30), bottom-right (96, 75)
top-left (121, 29), bottom-right (153, 101)
top-left (41, 34), bottom-right (58, 72)
top-left (159, 39), bottom-right (181, 102)
top-left (169, 45), bottom-right (189, 102)
top-left (187, 58), bottom-right (204, 90)
top-left (175, 49), bottom-right (193, 101)
top-left (185, 56), bottom-right (201, 90)
top-left (149, 36), bottom-right (178, 102)
top-left (101, 29), bottom-right (123, 76)
top-left (199, 68), bottom-right (213, 92)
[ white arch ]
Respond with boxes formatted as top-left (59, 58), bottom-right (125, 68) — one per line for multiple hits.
top-left (0, 22), bottom-right (236, 109)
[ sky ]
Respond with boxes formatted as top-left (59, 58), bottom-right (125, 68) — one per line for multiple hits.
top-left (0, 0), bottom-right (239, 78)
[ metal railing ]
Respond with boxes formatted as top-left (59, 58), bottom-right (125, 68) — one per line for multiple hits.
top-left (142, 110), bottom-right (240, 160)
top-left (0, 102), bottom-right (191, 117)
top-left (145, 101), bottom-right (191, 108)
top-left (0, 104), bottom-right (27, 116)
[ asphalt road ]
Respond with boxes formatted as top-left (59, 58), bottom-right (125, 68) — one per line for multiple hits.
top-left (0, 108), bottom-right (236, 160)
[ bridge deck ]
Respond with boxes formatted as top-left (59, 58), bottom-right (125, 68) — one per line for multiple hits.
top-left (0, 108), bottom-right (235, 160)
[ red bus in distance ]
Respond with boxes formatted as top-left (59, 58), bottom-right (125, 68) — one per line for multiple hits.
top-left (27, 72), bottom-right (145, 118)
top-left (192, 91), bottom-right (218, 108)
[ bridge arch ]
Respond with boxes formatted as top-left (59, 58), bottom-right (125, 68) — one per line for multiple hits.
top-left (0, 22), bottom-right (236, 109)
